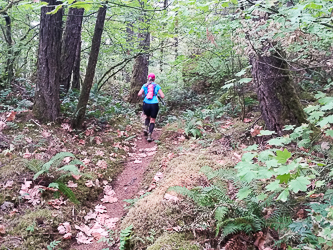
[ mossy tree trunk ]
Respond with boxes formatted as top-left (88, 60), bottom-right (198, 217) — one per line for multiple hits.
top-left (33, 0), bottom-right (63, 122)
top-left (250, 46), bottom-right (307, 135)
top-left (72, 40), bottom-right (81, 90)
top-left (128, 24), bottom-right (150, 103)
top-left (72, 6), bottom-right (107, 129)
top-left (60, 7), bottom-right (84, 93)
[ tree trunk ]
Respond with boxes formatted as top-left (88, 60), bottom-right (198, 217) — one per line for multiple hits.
top-left (72, 6), bottom-right (107, 128)
top-left (160, 0), bottom-right (168, 72)
top-left (128, 32), bottom-right (150, 103)
top-left (250, 46), bottom-right (307, 135)
top-left (33, 0), bottom-right (63, 122)
top-left (3, 13), bottom-right (13, 86)
top-left (72, 40), bottom-right (81, 90)
top-left (60, 7), bottom-right (84, 93)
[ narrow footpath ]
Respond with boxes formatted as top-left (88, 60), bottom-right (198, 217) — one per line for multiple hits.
top-left (72, 129), bottom-right (162, 250)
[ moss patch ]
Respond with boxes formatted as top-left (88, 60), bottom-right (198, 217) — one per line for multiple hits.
top-left (147, 232), bottom-right (200, 250)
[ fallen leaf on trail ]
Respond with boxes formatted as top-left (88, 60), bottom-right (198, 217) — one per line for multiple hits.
top-left (126, 125), bottom-right (132, 131)
top-left (217, 160), bottom-right (225, 165)
top-left (254, 231), bottom-right (266, 250)
top-left (145, 146), bottom-right (157, 152)
top-left (178, 135), bottom-right (186, 142)
top-left (96, 214), bottom-right (109, 224)
top-left (81, 151), bottom-right (87, 156)
top-left (251, 125), bottom-right (262, 137)
top-left (164, 193), bottom-right (179, 202)
top-left (4, 180), bottom-right (14, 189)
top-left (167, 153), bottom-right (174, 159)
top-left (154, 172), bottom-right (164, 182)
top-left (94, 136), bottom-right (102, 144)
top-left (96, 160), bottom-right (107, 169)
top-left (103, 185), bottom-right (115, 196)
top-left (102, 180), bottom-right (108, 185)
top-left (75, 224), bottom-right (92, 236)
top-left (82, 158), bottom-right (90, 165)
top-left (90, 223), bottom-right (108, 240)
top-left (85, 129), bottom-right (94, 136)
top-left (72, 174), bottom-right (82, 180)
top-left (0, 225), bottom-right (6, 234)
top-left (309, 193), bottom-right (324, 198)
top-left (109, 157), bottom-right (116, 161)
top-left (134, 159), bottom-right (142, 164)
top-left (105, 217), bottom-right (119, 229)
top-left (173, 226), bottom-right (181, 232)
top-left (6, 111), bottom-right (17, 121)
top-left (48, 197), bottom-right (66, 209)
top-left (123, 145), bottom-right (130, 152)
top-left (63, 157), bottom-right (72, 164)
top-left (9, 209), bottom-right (18, 217)
top-left (25, 137), bottom-right (32, 143)
top-left (95, 179), bottom-right (100, 187)
top-left (41, 130), bottom-right (51, 138)
top-left (23, 149), bottom-right (33, 159)
top-left (85, 180), bottom-right (95, 187)
top-left (84, 211), bottom-right (97, 221)
top-left (147, 151), bottom-right (156, 156)
top-left (95, 150), bottom-right (104, 156)
top-left (0, 121), bottom-right (6, 131)
top-left (63, 232), bottom-right (72, 239)
top-left (101, 195), bottom-right (118, 203)
top-left (67, 181), bottom-right (77, 188)
top-left (61, 123), bottom-right (72, 131)
top-left (58, 222), bottom-right (71, 234)
top-left (243, 118), bottom-right (252, 123)
top-left (76, 232), bottom-right (93, 244)
top-left (95, 204), bottom-right (107, 214)
top-left (79, 139), bottom-right (85, 145)
top-left (172, 141), bottom-right (178, 145)
top-left (321, 142), bottom-right (330, 151)
top-left (113, 142), bottom-right (120, 148)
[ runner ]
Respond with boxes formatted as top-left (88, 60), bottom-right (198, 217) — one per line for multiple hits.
top-left (137, 73), bottom-right (165, 142)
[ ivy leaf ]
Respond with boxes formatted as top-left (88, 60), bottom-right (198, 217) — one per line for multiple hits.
top-left (314, 92), bottom-right (326, 99)
top-left (266, 159), bottom-right (278, 168)
top-left (258, 130), bottom-right (276, 136)
top-left (243, 144), bottom-right (258, 151)
top-left (321, 102), bottom-right (333, 111)
top-left (237, 187), bottom-right (252, 200)
top-left (317, 115), bottom-right (333, 127)
top-left (304, 105), bottom-right (320, 114)
top-left (308, 111), bottom-right (325, 121)
top-left (241, 152), bottom-right (256, 162)
top-left (268, 137), bottom-right (291, 146)
top-left (283, 125), bottom-right (296, 131)
top-left (276, 173), bottom-right (291, 184)
top-left (265, 180), bottom-right (282, 192)
top-left (275, 149), bottom-right (291, 164)
top-left (325, 130), bottom-right (333, 138)
top-left (289, 176), bottom-right (310, 193)
top-left (277, 188), bottom-right (290, 202)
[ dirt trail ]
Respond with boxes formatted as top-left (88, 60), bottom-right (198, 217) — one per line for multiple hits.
top-left (72, 129), bottom-right (162, 250)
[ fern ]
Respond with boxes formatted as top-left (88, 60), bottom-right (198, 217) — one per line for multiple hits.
top-left (33, 152), bottom-right (75, 180)
top-left (47, 240), bottom-right (61, 250)
top-left (54, 181), bottom-right (79, 204)
top-left (120, 224), bottom-right (133, 250)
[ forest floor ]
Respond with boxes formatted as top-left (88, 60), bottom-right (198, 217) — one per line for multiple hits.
top-left (72, 129), bottom-right (162, 250)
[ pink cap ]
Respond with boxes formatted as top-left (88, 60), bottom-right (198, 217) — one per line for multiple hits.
top-left (148, 73), bottom-right (155, 80)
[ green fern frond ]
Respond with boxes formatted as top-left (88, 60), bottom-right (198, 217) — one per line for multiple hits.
top-left (56, 181), bottom-right (79, 204)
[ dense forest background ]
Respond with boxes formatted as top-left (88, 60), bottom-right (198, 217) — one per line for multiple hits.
top-left (0, 0), bottom-right (333, 249)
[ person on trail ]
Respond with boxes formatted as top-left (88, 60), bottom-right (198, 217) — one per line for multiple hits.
top-left (137, 73), bottom-right (165, 142)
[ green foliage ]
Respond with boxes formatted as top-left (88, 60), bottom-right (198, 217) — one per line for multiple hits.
top-left (184, 119), bottom-right (203, 138)
top-left (33, 152), bottom-right (75, 180)
top-left (52, 181), bottom-right (79, 205)
top-left (124, 192), bottom-right (151, 209)
top-left (26, 222), bottom-right (35, 233)
top-left (47, 240), bottom-right (61, 250)
top-left (120, 224), bottom-right (133, 250)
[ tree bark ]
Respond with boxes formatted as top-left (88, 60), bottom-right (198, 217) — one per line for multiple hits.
top-left (72, 40), bottom-right (81, 90)
top-left (60, 7), bottom-right (84, 93)
top-left (128, 31), bottom-right (150, 103)
top-left (250, 46), bottom-right (307, 135)
top-left (72, 6), bottom-right (107, 128)
top-left (33, 0), bottom-right (63, 122)
top-left (3, 13), bottom-right (13, 86)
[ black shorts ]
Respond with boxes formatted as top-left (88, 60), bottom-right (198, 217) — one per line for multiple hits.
top-left (143, 103), bottom-right (159, 118)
